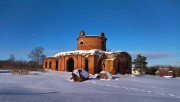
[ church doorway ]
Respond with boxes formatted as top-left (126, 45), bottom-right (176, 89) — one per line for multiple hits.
top-left (49, 61), bottom-right (52, 69)
top-left (45, 62), bottom-right (47, 68)
top-left (85, 59), bottom-right (88, 72)
top-left (117, 61), bottom-right (121, 74)
top-left (98, 60), bottom-right (102, 73)
top-left (126, 61), bottom-right (129, 74)
top-left (67, 58), bottom-right (74, 72)
top-left (56, 60), bottom-right (59, 71)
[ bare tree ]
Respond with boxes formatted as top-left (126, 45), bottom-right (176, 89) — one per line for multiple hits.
top-left (8, 54), bottom-right (15, 61)
top-left (28, 47), bottom-right (46, 68)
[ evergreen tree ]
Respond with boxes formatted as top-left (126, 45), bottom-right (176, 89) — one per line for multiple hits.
top-left (133, 54), bottom-right (148, 73)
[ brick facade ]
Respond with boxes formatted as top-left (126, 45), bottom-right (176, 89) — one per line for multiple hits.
top-left (43, 31), bottom-right (132, 75)
top-left (77, 31), bottom-right (107, 51)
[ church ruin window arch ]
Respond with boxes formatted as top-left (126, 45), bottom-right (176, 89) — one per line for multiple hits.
top-left (79, 40), bottom-right (84, 44)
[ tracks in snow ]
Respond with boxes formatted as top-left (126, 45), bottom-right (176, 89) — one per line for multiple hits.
top-left (86, 80), bottom-right (180, 100)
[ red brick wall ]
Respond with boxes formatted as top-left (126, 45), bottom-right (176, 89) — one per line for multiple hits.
top-left (43, 58), bottom-right (57, 70)
top-left (43, 52), bottom-right (132, 75)
top-left (44, 55), bottom-right (97, 74)
top-left (77, 36), bottom-right (107, 51)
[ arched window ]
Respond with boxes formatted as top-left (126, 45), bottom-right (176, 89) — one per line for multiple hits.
top-left (79, 40), bottom-right (84, 44)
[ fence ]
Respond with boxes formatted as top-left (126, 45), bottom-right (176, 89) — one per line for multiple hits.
top-left (11, 69), bottom-right (29, 75)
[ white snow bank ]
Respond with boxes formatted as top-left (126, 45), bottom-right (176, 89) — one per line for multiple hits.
top-left (0, 70), bottom-right (12, 75)
top-left (163, 76), bottom-right (173, 78)
top-left (0, 70), bottom-right (11, 73)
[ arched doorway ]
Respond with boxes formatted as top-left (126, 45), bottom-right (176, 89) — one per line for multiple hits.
top-left (67, 58), bottom-right (74, 72)
top-left (117, 61), bottom-right (121, 74)
top-left (56, 60), bottom-right (58, 71)
top-left (49, 61), bottom-right (52, 69)
top-left (45, 62), bottom-right (47, 68)
top-left (98, 60), bottom-right (102, 73)
top-left (126, 61), bottom-right (129, 74)
top-left (121, 62), bottom-right (126, 75)
top-left (85, 59), bottom-right (88, 72)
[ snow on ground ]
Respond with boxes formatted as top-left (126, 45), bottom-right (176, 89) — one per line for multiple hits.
top-left (0, 70), bottom-right (180, 102)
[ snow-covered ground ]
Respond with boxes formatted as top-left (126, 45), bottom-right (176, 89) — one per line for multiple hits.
top-left (0, 71), bottom-right (180, 102)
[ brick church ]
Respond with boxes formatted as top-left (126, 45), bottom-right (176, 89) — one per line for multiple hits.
top-left (43, 31), bottom-right (132, 75)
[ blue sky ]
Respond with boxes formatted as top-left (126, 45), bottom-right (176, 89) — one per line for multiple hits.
top-left (0, 0), bottom-right (180, 66)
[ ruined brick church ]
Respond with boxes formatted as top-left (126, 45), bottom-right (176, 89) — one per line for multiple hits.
top-left (43, 31), bottom-right (132, 75)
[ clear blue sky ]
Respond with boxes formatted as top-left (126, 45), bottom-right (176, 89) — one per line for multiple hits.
top-left (0, 0), bottom-right (180, 66)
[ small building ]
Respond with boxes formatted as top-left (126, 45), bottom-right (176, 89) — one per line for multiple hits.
top-left (158, 68), bottom-right (175, 78)
top-left (131, 68), bottom-right (146, 75)
top-left (132, 69), bottom-right (141, 75)
top-left (43, 31), bottom-right (132, 75)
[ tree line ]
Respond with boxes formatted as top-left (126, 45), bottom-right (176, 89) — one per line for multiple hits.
top-left (0, 47), bottom-right (45, 70)
top-left (133, 54), bottom-right (180, 77)
top-left (1, 48), bottom-right (180, 76)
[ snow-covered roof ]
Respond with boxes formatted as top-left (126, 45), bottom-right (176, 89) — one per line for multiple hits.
top-left (54, 49), bottom-right (128, 57)
top-left (55, 49), bottom-right (104, 57)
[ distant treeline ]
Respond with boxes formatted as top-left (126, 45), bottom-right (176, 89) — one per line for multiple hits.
top-left (0, 47), bottom-right (45, 71)
top-left (0, 60), bottom-right (43, 71)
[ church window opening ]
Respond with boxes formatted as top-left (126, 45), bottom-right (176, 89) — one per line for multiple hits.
top-left (79, 40), bottom-right (84, 44)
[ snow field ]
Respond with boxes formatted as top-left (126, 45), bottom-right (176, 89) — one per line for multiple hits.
top-left (87, 80), bottom-right (180, 100)
top-left (85, 74), bottom-right (180, 101)
top-left (0, 71), bottom-right (180, 102)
